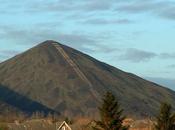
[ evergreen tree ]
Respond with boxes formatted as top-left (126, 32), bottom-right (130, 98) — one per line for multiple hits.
top-left (93, 91), bottom-right (128, 130)
top-left (65, 117), bottom-right (73, 125)
top-left (154, 102), bottom-right (175, 130)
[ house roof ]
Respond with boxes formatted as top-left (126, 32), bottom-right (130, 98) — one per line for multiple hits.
top-left (57, 121), bottom-right (72, 130)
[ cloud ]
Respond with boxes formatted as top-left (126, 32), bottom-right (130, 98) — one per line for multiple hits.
top-left (61, 34), bottom-right (93, 44)
top-left (119, 48), bottom-right (157, 62)
top-left (82, 18), bottom-right (133, 25)
top-left (0, 25), bottom-right (98, 49)
top-left (0, 24), bottom-right (120, 61)
top-left (2, 0), bottom-right (175, 21)
top-left (12, 0), bottom-right (134, 14)
top-left (168, 64), bottom-right (175, 68)
top-left (0, 25), bottom-right (99, 60)
top-left (116, 0), bottom-right (175, 20)
top-left (159, 53), bottom-right (175, 59)
top-left (0, 24), bottom-right (119, 56)
top-left (22, 0), bottom-right (116, 14)
top-left (118, 49), bottom-right (175, 63)
top-left (82, 0), bottom-right (114, 11)
top-left (116, 1), bottom-right (162, 13)
top-left (156, 3), bottom-right (175, 20)
top-left (57, 34), bottom-right (98, 49)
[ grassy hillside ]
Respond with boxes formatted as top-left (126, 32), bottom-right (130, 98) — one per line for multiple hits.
top-left (0, 40), bottom-right (174, 118)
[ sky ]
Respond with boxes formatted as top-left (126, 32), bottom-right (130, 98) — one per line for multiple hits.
top-left (0, 0), bottom-right (175, 89)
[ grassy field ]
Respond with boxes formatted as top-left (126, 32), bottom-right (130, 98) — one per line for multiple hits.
top-left (1, 117), bottom-right (154, 130)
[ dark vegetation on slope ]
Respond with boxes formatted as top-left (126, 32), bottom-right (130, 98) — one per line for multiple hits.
top-left (0, 84), bottom-right (56, 115)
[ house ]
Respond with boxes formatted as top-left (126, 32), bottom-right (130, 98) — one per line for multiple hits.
top-left (56, 121), bottom-right (72, 130)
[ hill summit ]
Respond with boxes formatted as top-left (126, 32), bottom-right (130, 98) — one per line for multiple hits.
top-left (0, 40), bottom-right (175, 118)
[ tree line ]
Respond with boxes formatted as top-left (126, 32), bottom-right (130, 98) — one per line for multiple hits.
top-left (0, 91), bottom-right (175, 130)
top-left (93, 91), bottom-right (175, 130)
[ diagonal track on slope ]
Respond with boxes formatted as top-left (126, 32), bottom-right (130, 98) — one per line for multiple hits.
top-left (52, 43), bottom-right (100, 102)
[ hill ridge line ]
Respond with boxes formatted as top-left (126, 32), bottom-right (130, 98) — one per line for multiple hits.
top-left (52, 43), bottom-right (100, 101)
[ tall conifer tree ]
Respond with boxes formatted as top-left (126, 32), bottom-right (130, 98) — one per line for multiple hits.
top-left (93, 91), bottom-right (128, 130)
top-left (154, 102), bottom-right (175, 130)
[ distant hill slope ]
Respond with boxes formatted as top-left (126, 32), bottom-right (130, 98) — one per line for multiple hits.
top-left (145, 77), bottom-right (175, 91)
top-left (0, 40), bottom-right (175, 118)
